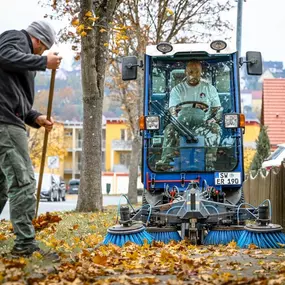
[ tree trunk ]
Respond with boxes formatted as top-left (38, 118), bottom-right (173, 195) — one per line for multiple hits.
top-left (76, 0), bottom-right (119, 212)
top-left (127, 63), bottom-right (144, 204)
top-left (128, 135), bottom-right (141, 204)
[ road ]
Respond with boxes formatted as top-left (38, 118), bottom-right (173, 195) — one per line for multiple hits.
top-left (0, 195), bottom-right (141, 220)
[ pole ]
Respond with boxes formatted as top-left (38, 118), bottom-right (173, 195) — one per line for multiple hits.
top-left (35, 69), bottom-right (56, 217)
top-left (236, 0), bottom-right (244, 55)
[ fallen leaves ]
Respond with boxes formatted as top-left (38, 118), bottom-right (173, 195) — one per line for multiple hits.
top-left (1, 211), bottom-right (285, 284)
top-left (32, 212), bottom-right (62, 231)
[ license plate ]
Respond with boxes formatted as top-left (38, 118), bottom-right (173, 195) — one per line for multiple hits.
top-left (73, 188), bottom-right (78, 190)
top-left (214, 172), bottom-right (241, 185)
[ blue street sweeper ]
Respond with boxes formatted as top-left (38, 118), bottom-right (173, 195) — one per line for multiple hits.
top-left (104, 40), bottom-right (285, 248)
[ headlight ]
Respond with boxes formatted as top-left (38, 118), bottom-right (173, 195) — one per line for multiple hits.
top-left (145, 116), bottom-right (160, 130)
top-left (224, 114), bottom-right (245, 128)
top-left (210, 40), bottom-right (227, 53)
top-left (156, 42), bottom-right (173, 54)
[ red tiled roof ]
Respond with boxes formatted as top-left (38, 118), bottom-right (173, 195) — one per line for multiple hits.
top-left (262, 79), bottom-right (285, 146)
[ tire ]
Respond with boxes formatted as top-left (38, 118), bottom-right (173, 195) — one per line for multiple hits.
top-left (236, 187), bottom-right (245, 206)
top-left (142, 189), bottom-right (163, 207)
top-left (48, 191), bottom-right (54, 202)
top-left (54, 190), bottom-right (59, 202)
top-left (58, 190), bottom-right (62, 202)
top-left (62, 195), bottom-right (66, 202)
top-left (224, 187), bottom-right (244, 205)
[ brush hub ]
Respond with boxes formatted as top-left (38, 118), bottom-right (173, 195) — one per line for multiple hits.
top-left (245, 223), bottom-right (283, 233)
top-left (107, 223), bottom-right (145, 235)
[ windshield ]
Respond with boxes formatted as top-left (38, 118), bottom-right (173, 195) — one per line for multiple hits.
top-left (147, 57), bottom-right (238, 173)
top-left (267, 146), bottom-right (285, 160)
top-left (34, 173), bottom-right (52, 191)
top-left (69, 180), bottom-right (80, 186)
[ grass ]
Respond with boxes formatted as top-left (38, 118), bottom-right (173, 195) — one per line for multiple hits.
top-left (1, 206), bottom-right (285, 284)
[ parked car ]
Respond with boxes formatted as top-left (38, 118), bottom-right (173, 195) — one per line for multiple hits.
top-left (68, 179), bottom-right (80, 194)
top-left (262, 144), bottom-right (285, 170)
top-left (34, 173), bottom-right (60, 202)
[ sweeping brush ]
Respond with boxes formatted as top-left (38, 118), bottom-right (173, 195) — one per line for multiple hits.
top-left (103, 223), bottom-right (153, 247)
top-left (237, 224), bottom-right (285, 248)
top-left (237, 204), bottom-right (285, 248)
top-left (103, 205), bottom-right (153, 247)
top-left (147, 227), bottom-right (181, 243)
top-left (204, 226), bottom-right (245, 245)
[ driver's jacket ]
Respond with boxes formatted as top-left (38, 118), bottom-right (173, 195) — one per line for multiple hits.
top-left (169, 80), bottom-right (221, 120)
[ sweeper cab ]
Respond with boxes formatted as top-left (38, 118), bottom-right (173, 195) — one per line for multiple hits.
top-left (103, 41), bottom-right (285, 248)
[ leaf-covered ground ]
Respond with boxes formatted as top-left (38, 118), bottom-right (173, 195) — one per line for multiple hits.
top-left (0, 209), bottom-right (285, 285)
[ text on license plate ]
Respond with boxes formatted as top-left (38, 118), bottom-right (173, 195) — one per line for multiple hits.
top-left (214, 172), bottom-right (241, 185)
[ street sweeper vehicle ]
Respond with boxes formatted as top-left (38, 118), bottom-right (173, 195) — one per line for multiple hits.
top-left (103, 40), bottom-right (285, 248)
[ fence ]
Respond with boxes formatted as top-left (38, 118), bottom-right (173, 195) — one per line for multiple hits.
top-left (243, 164), bottom-right (285, 228)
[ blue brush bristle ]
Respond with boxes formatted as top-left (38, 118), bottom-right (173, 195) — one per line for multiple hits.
top-left (103, 230), bottom-right (153, 247)
top-left (204, 230), bottom-right (244, 245)
top-left (237, 230), bottom-right (285, 248)
top-left (150, 231), bottom-right (181, 243)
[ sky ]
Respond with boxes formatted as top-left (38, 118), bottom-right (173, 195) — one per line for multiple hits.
top-left (0, 0), bottom-right (284, 68)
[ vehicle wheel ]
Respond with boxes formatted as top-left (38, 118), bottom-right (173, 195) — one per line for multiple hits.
top-left (54, 191), bottom-right (59, 202)
top-left (236, 188), bottom-right (245, 206)
top-left (142, 189), bottom-right (163, 207)
top-left (62, 195), bottom-right (66, 202)
top-left (48, 191), bottom-right (54, 202)
top-left (57, 191), bottom-right (62, 202)
top-left (224, 187), bottom-right (244, 205)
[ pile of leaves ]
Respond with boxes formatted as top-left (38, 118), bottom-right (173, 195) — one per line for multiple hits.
top-left (0, 210), bottom-right (285, 284)
top-left (33, 212), bottom-right (62, 231)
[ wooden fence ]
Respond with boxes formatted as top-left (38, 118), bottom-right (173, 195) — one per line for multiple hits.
top-left (243, 164), bottom-right (285, 228)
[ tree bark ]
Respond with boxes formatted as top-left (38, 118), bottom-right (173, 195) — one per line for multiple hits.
top-left (127, 135), bottom-right (141, 204)
top-left (127, 64), bottom-right (144, 204)
top-left (76, 0), bottom-right (119, 212)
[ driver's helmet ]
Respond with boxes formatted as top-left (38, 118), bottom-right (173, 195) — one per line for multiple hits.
top-left (177, 107), bottom-right (206, 128)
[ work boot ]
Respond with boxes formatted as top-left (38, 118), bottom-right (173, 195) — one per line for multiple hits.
top-left (11, 244), bottom-right (60, 262)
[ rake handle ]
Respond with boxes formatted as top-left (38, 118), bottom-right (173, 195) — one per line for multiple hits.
top-left (35, 69), bottom-right (56, 217)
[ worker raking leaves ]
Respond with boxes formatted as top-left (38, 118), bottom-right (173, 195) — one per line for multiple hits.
top-left (0, 20), bottom-right (62, 261)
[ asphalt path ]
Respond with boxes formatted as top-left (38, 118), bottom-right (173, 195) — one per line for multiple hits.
top-left (0, 195), bottom-right (142, 220)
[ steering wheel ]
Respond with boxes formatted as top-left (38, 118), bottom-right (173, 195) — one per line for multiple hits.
top-left (175, 101), bottom-right (209, 114)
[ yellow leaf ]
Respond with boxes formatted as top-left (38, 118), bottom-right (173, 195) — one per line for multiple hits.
top-left (100, 28), bottom-right (107, 33)
top-left (166, 8), bottom-right (174, 16)
top-left (71, 18), bottom-right (79, 27)
top-left (81, 31), bottom-right (87, 37)
top-left (73, 237), bottom-right (81, 243)
top-left (227, 240), bottom-right (237, 249)
top-left (92, 255), bottom-right (108, 265)
top-left (85, 11), bottom-right (92, 17)
top-left (76, 24), bottom-right (84, 34)
top-left (89, 17), bottom-right (99, 22)
top-left (103, 43), bottom-right (109, 47)
top-left (248, 243), bottom-right (258, 249)
top-left (32, 251), bottom-right (43, 259)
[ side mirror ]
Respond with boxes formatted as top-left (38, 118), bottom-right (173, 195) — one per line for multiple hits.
top-left (246, 51), bottom-right (263, 75)
top-left (122, 56), bottom-right (138, 81)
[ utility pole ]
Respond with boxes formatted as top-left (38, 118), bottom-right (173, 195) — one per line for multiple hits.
top-left (236, 0), bottom-right (245, 55)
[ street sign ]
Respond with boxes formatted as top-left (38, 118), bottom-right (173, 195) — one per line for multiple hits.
top-left (48, 156), bottom-right (59, 169)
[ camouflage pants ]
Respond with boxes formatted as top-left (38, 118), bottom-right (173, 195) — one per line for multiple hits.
top-left (160, 121), bottom-right (221, 169)
top-left (0, 124), bottom-right (37, 247)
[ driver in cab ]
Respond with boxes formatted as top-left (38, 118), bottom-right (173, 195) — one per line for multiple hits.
top-left (156, 60), bottom-right (222, 171)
